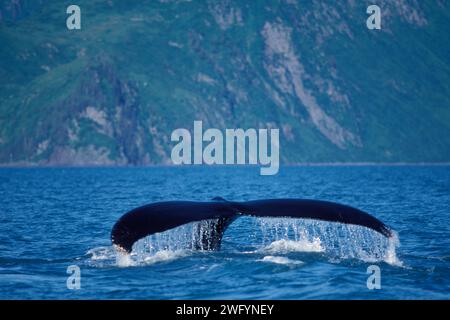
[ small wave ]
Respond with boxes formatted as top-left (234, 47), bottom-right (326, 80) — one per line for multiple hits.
top-left (259, 256), bottom-right (304, 265)
top-left (263, 238), bottom-right (325, 254)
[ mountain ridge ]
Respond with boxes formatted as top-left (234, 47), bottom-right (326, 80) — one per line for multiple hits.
top-left (1, 0), bottom-right (450, 165)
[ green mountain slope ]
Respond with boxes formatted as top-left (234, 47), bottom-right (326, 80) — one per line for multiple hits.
top-left (1, 0), bottom-right (450, 165)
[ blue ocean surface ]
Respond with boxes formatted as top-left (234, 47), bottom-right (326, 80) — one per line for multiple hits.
top-left (0, 166), bottom-right (449, 299)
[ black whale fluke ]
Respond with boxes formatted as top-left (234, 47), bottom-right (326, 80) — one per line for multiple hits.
top-left (111, 198), bottom-right (393, 253)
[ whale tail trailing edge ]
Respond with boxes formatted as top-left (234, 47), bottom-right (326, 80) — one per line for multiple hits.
top-left (111, 198), bottom-right (392, 253)
top-left (231, 199), bottom-right (392, 238)
top-left (111, 199), bottom-right (238, 253)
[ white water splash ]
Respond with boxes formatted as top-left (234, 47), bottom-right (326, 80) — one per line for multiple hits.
top-left (384, 232), bottom-right (403, 267)
top-left (259, 255), bottom-right (304, 265)
top-left (143, 250), bottom-right (188, 265)
top-left (256, 218), bottom-right (402, 266)
top-left (86, 217), bottom-right (402, 268)
top-left (132, 219), bottom-right (222, 254)
top-left (86, 245), bottom-right (189, 268)
top-left (116, 250), bottom-right (134, 267)
top-left (86, 220), bottom-right (219, 268)
top-left (86, 246), bottom-right (112, 260)
top-left (263, 238), bottom-right (324, 254)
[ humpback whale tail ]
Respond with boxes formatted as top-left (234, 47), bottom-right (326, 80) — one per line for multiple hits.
top-left (111, 198), bottom-right (392, 253)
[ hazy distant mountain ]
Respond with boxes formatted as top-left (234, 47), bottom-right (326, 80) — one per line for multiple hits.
top-left (1, 0), bottom-right (450, 165)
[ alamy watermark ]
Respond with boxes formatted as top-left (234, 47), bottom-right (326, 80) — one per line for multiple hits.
top-left (66, 265), bottom-right (81, 290)
top-left (66, 5), bottom-right (81, 30)
top-left (366, 265), bottom-right (381, 290)
top-left (366, 5), bottom-right (381, 30)
top-left (66, 4), bottom-right (381, 32)
top-left (171, 121), bottom-right (279, 175)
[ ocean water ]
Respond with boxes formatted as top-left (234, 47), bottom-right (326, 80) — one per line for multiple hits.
top-left (0, 166), bottom-right (449, 299)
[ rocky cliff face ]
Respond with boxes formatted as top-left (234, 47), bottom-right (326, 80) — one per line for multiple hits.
top-left (1, 0), bottom-right (450, 165)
